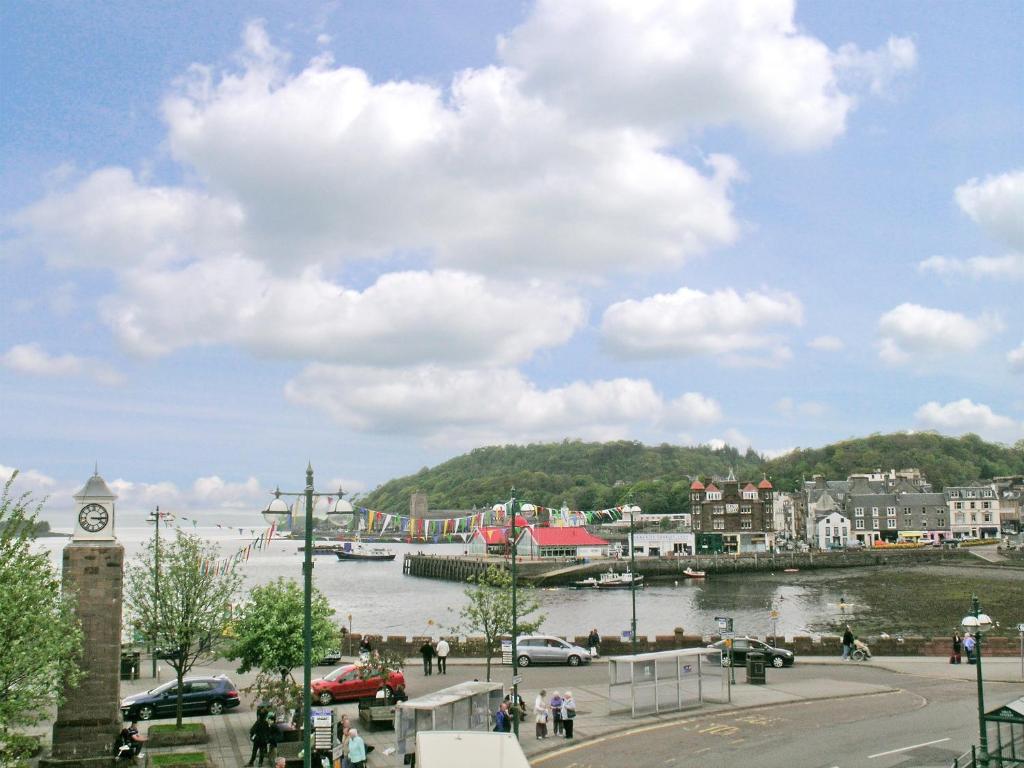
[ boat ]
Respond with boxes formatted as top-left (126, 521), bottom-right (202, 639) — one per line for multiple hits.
top-left (335, 542), bottom-right (397, 562)
top-left (300, 542), bottom-right (346, 555)
top-left (783, 568), bottom-right (800, 573)
top-left (573, 569), bottom-right (644, 589)
top-left (682, 566), bottom-right (706, 578)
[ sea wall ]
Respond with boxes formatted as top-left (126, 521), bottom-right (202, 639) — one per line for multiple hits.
top-left (351, 630), bottom-right (1024, 658)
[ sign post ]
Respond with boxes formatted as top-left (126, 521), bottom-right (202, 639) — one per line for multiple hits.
top-left (1017, 623), bottom-right (1024, 682)
top-left (716, 616), bottom-right (735, 684)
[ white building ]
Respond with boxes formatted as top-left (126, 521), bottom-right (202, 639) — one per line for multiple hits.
top-left (946, 485), bottom-right (1002, 539)
top-left (815, 511), bottom-right (851, 550)
top-left (629, 532), bottom-right (695, 557)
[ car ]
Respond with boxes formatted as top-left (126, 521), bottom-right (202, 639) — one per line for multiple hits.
top-left (120, 675), bottom-right (240, 721)
top-left (317, 650), bottom-right (343, 666)
top-left (514, 635), bottom-right (592, 667)
top-left (311, 664), bottom-right (405, 705)
top-left (707, 637), bottom-right (795, 668)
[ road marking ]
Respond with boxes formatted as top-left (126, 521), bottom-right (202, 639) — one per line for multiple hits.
top-left (867, 738), bottom-right (950, 759)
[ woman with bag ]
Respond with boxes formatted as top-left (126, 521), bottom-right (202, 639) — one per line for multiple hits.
top-left (549, 691), bottom-right (564, 736)
top-left (951, 632), bottom-right (962, 664)
top-left (561, 691), bottom-right (577, 739)
top-left (533, 689), bottom-right (549, 740)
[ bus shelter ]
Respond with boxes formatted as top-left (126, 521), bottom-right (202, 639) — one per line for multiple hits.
top-left (986, 696), bottom-right (1024, 767)
top-left (608, 647), bottom-right (730, 718)
top-left (394, 681), bottom-right (504, 761)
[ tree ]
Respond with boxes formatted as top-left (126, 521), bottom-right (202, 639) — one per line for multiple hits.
top-left (223, 578), bottom-right (337, 709)
top-left (125, 531), bottom-right (241, 727)
top-left (452, 565), bottom-right (544, 682)
top-left (0, 474), bottom-right (83, 765)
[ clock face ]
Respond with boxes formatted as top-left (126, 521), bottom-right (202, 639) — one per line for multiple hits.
top-left (78, 503), bottom-right (109, 533)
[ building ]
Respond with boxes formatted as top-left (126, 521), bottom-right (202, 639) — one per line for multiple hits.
top-left (946, 485), bottom-right (1002, 539)
top-left (467, 526), bottom-right (509, 556)
top-left (629, 531), bottom-right (695, 557)
top-left (516, 527), bottom-right (609, 559)
top-left (815, 510), bottom-right (851, 549)
top-left (690, 471), bottom-right (774, 553)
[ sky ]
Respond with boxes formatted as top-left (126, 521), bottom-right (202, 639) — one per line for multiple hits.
top-left (2, 0), bottom-right (1022, 523)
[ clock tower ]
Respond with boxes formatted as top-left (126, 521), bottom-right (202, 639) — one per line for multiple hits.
top-left (43, 469), bottom-right (125, 765)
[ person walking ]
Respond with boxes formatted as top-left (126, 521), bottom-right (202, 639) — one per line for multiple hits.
top-left (964, 632), bottom-right (977, 664)
top-left (533, 689), bottom-right (549, 740)
top-left (358, 636), bottom-right (372, 661)
top-left (951, 632), bottom-right (962, 664)
top-left (587, 628), bottom-right (601, 658)
top-left (347, 728), bottom-right (367, 768)
top-left (550, 691), bottom-right (564, 736)
top-left (494, 701), bottom-right (512, 733)
top-left (246, 708), bottom-right (271, 766)
top-left (841, 625), bottom-right (854, 660)
top-left (436, 637), bottom-right (450, 674)
top-left (419, 640), bottom-right (435, 676)
top-left (561, 692), bottom-right (577, 739)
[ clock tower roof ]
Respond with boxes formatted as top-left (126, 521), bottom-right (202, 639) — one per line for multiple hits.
top-left (73, 471), bottom-right (117, 501)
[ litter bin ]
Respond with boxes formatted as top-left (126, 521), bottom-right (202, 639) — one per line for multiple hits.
top-left (745, 651), bottom-right (766, 685)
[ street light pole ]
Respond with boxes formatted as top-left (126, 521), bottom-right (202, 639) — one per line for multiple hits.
top-left (301, 464), bottom-right (314, 768)
top-left (147, 506), bottom-right (161, 678)
top-left (967, 595), bottom-right (990, 766)
top-left (628, 492), bottom-right (637, 655)
top-left (509, 488), bottom-right (520, 737)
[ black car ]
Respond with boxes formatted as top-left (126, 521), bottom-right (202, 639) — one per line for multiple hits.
top-left (707, 637), bottom-right (795, 668)
top-left (120, 675), bottom-right (241, 720)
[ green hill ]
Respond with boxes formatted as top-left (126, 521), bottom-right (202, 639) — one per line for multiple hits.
top-left (360, 439), bottom-right (761, 514)
top-left (763, 432), bottom-right (1024, 492)
top-left (360, 433), bottom-right (1024, 515)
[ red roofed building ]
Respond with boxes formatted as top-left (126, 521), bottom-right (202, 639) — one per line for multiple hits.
top-left (468, 526), bottom-right (510, 556)
top-left (516, 526), bottom-right (609, 559)
top-left (691, 469), bottom-right (775, 553)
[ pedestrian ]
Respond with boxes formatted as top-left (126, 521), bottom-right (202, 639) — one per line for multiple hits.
top-left (246, 708), bottom-right (271, 766)
top-left (265, 708), bottom-right (279, 761)
top-left (494, 701), bottom-right (512, 733)
top-left (358, 636), bottom-right (372, 661)
top-left (339, 719), bottom-right (351, 768)
top-left (505, 691), bottom-right (525, 722)
top-left (561, 691), bottom-right (577, 739)
top-left (951, 632), bottom-right (962, 664)
top-left (533, 689), bottom-right (549, 740)
top-left (550, 690), bottom-right (564, 736)
top-left (436, 637), bottom-right (450, 674)
top-left (587, 628), bottom-right (601, 658)
top-left (841, 625), bottom-right (854, 660)
top-left (114, 720), bottom-right (143, 760)
top-left (347, 727), bottom-right (367, 768)
top-left (964, 632), bottom-right (976, 664)
top-left (390, 682), bottom-right (409, 703)
top-left (419, 639), bottom-right (435, 675)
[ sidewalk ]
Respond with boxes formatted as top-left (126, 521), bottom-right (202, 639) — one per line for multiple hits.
top-left (124, 655), bottom-right (1024, 767)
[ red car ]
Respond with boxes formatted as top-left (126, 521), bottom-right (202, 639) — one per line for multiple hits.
top-left (311, 664), bottom-right (405, 705)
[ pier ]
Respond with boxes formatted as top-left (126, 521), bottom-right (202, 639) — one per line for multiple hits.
top-left (403, 547), bottom-right (970, 586)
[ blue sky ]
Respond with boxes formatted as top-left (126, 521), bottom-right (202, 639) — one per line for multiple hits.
top-left (2, 0), bottom-right (1022, 521)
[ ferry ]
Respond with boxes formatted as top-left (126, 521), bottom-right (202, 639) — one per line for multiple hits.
top-left (335, 541), bottom-right (397, 562)
top-left (574, 569), bottom-right (644, 590)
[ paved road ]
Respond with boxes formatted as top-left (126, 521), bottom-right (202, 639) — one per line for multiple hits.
top-left (530, 665), bottom-right (1020, 768)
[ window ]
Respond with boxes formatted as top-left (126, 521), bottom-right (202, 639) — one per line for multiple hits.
top-left (965, 490), bottom-right (976, 498)
top-left (955, 502), bottom-right (963, 510)
top-left (713, 519), bottom-right (725, 530)
top-left (740, 520), bottom-right (752, 530)
top-left (713, 505), bottom-right (725, 515)
top-left (855, 507), bottom-right (864, 517)
top-left (888, 506), bottom-right (897, 514)
top-left (693, 518), bottom-right (701, 529)
top-left (982, 502), bottom-right (990, 509)
top-left (873, 519), bottom-right (880, 530)
top-left (825, 526), bottom-right (831, 537)
top-left (855, 519), bottom-right (865, 530)
top-left (949, 490), bottom-right (960, 498)
top-left (740, 505), bottom-right (752, 515)
top-left (983, 513), bottom-right (992, 523)
top-left (872, 507), bottom-right (879, 515)
top-left (983, 490), bottom-right (993, 498)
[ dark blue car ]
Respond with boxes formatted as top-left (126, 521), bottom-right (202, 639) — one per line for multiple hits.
top-left (120, 675), bottom-right (241, 720)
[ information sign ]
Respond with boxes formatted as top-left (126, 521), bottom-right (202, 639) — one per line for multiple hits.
top-left (715, 616), bottom-right (733, 633)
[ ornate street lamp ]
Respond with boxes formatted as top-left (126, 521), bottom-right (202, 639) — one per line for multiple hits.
top-left (627, 492), bottom-right (638, 655)
top-left (961, 595), bottom-right (993, 766)
top-left (508, 488), bottom-right (520, 737)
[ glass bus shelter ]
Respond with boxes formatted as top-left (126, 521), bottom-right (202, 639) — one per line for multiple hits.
top-left (608, 647), bottom-right (730, 718)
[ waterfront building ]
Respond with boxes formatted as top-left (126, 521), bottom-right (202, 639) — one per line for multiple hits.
top-left (468, 526), bottom-right (509, 556)
top-left (629, 531), bottom-right (695, 557)
top-left (946, 484), bottom-right (1003, 539)
top-left (515, 526), bottom-right (609, 559)
top-left (689, 471), bottom-right (774, 553)
top-left (814, 510), bottom-right (851, 549)
top-left (993, 476), bottom-right (1022, 537)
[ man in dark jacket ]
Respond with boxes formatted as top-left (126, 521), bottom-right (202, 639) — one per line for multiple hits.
top-left (841, 626), bottom-right (854, 660)
top-left (419, 640), bottom-right (435, 675)
top-left (247, 708), bottom-right (272, 766)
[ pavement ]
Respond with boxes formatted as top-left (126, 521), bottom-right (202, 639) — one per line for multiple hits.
top-left (114, 654), bottom-right (1024, 767)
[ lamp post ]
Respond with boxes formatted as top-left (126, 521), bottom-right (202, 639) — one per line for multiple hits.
top-left (628, 492), bottom-right (638, 655)
top-left (263, 466), bottom-right (349, 768)
top-left (962, 595), bottom-right (993, 766)
top-left (509, 488), bottom-right (520, 737)
top-left (146, 506), bottom-right (162, 677)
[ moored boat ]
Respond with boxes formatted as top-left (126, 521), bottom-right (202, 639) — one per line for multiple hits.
top-left (574, 569), bottom-right (644, 589)
top-left (335, 542), bottom-right (397, 561)
top-left (682, 566), bottom-right (706, 578)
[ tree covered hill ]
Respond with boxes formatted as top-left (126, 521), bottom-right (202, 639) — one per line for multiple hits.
top-left (360, 433), bottom-right (1024, 515)
top-left (763, 432), bottom-right (1024, 492)
top-left (360, 440), bottom-right (761, 514)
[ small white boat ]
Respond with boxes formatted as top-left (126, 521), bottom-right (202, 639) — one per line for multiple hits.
top-left (683, 566), bottom-right (706, 578)
top-left (573, 569), bottom-right (644, 589)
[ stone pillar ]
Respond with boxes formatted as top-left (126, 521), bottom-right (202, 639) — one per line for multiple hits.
top-left (46, 541), bottom-right (125, 762)
top-left (410, 492), bottom-right (428, 518)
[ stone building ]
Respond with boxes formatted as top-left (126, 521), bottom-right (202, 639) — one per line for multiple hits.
top-left (689, 470), bottom-right (774, 553)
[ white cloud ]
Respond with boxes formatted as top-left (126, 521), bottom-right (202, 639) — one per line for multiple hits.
top-left (775, 398), bottom-right (827, 418)
top-left (500, 0), bottom-right (913, 150)
top-left (1, 465), bottom-right (58, 496)
top-left (1, 343), bottom-right (124, 386)
top-left (191, 476), bottom-right (263, 509)
top-left (103, 259), bottom-right (585, 365)
top-left (807, 335), bottom-right (844, 351)
top-left (918, 254), bottom-right (1024, 281)
top-left (915, 399), bottom-right (1021, 441)
top-left (285, 364), bottom-right (721, 443)
top-left (707, 428), bottom-right (753, 453)
top-left (9, 167), bottom-right (243, 270)
top-left (1008, 342), bottom-right (1024, 372)
top-left (601, 287), bottom-right (802, 365)
top-left (877, 304), bottom-right (999, 365)
top-left (834, 36), bottom-right (917, 97)
top-left (954, 169), bottom-right (1024, 251)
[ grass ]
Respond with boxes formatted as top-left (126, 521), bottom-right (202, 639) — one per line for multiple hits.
top-left (148, 723), bottom-right (205, 735)
top-left (150, 753), bottom-right (206, 766)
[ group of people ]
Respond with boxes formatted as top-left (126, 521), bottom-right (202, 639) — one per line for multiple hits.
top-left (493, 689), bottom-right (577, 740)
top-left (337, 713), bottom-right (369, 768)
top-left (951, 631), bottom-right (977, 664)
top-left (246, 705), bottom-right (281, 766)
top-left (418, 638), bottom-right (451, 675)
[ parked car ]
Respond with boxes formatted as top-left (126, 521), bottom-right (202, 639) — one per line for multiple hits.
top-left (317, 650), bottom-right (342, 666)
top-left (515, 635), bottom-right (592, 667)
top-left (707, 637), bottom-right (795, 668)
top-left (120, 675), bottom-right (240, 720)
top-left (311, 664), bottom-right (405, 705)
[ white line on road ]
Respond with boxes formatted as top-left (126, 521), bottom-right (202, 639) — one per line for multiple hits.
top-left (867, 738), bottom-right (950, 759)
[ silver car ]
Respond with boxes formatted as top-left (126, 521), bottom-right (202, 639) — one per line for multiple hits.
top-left (515, 635), bottom-right (592, 667)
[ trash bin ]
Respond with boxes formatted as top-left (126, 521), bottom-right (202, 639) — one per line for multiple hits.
top-left (120, 651), bottom-right (141, 680)
top-left (746, 651), bottom-right (766, 685)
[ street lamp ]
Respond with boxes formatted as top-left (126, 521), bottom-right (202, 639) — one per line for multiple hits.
top-left (962, 595), bottom-right (993, 766)
top-left (508, 488), bottom-right (520, 737)
top-left (627, 492), bottom-right (638, 655)
top-left (146, 506), bottom-right (163, 678)
top-left (263, 465), bottom-right (347, 768)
